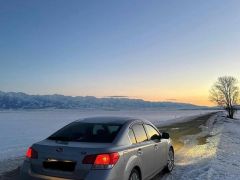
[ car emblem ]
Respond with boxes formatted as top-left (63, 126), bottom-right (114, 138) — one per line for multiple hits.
top-left (56, 147), bottom-right (63, 152)
top-left (81, 152), bottom-right (87, 155)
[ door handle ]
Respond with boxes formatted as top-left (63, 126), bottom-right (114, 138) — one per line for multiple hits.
top-left (154, 144), bottom-right (158, 150)
top-left (137, 149), bottom-right (143, 156)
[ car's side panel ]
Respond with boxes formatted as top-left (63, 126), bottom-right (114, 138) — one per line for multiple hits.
top-left (130, 123), bottom-right (160, 179)
top-left (143, 123), bottom-right (163, 175)
top-left (123, 142), bottom-right (162, 180)
top-left (122, 144), bottom-right (146, 180)
top-left (123, 148), bottom-right (142, 180)
top-left (139, 142), bottom-right (158, 179)
top-left (123, 141), bottom-right (170, 180)
top-left (157, 140), bottom-right (168, 169)
top-left (149, 141), bottom-right (162, 174)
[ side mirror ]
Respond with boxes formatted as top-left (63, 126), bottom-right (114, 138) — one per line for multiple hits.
top-left (161, 132), bottom-right (170, 139)
top-left (151, 134), bottom-right (161, 141)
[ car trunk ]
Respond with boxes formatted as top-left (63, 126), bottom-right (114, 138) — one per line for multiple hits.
top-left (30, 139), bottom-right (112, 180)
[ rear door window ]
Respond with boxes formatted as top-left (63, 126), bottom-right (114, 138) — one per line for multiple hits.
top-left (132, 124), bottom-right (148, 143)
top-left (128, 128), bottom-right (137, 144)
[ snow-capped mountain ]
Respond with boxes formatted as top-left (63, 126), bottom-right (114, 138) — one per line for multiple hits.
top-left (0, 91), bottom-right (210, 110)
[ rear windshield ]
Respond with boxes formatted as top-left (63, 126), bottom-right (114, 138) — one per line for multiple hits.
top-left (48, 122), bottom-right (122, 143)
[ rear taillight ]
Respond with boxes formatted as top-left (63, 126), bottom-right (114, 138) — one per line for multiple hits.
top-left (94, 153), bottom-right (119, 165)
top-left (26, 147), bottom-right (38, 159)
top-left (82, 152), bottom-right (119, 169)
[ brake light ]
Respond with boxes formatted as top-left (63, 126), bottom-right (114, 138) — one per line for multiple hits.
top-left (26, 147), bottom-right (38, 159)
top-left (82, 152), bottom-right (119, 169)
top-left (94, 153), bottom-right (119, 165)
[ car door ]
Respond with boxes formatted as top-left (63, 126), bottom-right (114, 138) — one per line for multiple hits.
top-left (159, 133), bottom-right (169, 167)
top-left (132, 123), bottom-right (155, 179)
top-left (144, 124), bottom-right (166, 171)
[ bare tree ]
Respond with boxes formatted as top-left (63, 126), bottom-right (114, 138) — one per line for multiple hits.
top-left (210, 76), bottom-right (239, 119)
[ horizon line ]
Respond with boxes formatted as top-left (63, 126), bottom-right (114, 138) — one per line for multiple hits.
top-left (0, 90), bottom-right (214, 107)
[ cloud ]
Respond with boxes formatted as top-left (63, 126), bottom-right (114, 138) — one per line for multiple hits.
top-left (106, 96), bottom-right (129, 98)
top-left (166, 98), bottom-right (178, 101)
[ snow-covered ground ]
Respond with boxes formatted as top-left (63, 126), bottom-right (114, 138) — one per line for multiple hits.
top-left (206, 111), bottom-right (240, 179)
top-left (2, 109), bottom-right (239, 179)
top-left (162, 111), bottom-right (240, 180)
top-left (0, 109), bottom-right (214, 174)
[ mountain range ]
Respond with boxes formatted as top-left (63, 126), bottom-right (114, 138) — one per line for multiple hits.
top-left (0, 91), bottom-right (212, 110)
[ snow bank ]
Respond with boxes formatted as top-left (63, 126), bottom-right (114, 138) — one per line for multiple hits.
top-left (206, 111), bottom-right (240, 179)
top-left (162, 111), bottom-right (240, 180)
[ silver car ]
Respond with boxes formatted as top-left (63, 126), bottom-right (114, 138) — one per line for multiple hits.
top-left (20, 117), bottom-right (174, 180)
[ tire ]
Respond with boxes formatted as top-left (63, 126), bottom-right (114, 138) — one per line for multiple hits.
top-left (164, 148), bottom-right (174, 173)
top-left (129, 168), bottom-right (141, 180)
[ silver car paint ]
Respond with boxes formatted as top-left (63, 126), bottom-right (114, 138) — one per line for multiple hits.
top-left (20, 117), bottom-right (173, 180)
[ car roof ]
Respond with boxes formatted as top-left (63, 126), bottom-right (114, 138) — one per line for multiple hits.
top-left (75, 116), bottom-right (140, 125)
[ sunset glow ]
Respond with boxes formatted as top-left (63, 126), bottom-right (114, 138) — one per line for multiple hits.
top-left (1, 1), bottom-right (240, 106)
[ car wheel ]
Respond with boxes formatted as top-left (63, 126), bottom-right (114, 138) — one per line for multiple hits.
top-left (164, 148), bottom-right (174, 172)
top-left (129, 168), bottom-right (141, 180)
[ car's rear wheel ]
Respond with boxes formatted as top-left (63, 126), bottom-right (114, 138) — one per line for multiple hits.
top-left (129, 168), bottom-right (141, 180)
top-left (164, 148), bottom-right (174, 172)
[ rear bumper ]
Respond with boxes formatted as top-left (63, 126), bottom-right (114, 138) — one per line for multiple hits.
top-left (20, 161), bottom-right (72, 180)
top-left (20, 161), bottom-right (124, 180)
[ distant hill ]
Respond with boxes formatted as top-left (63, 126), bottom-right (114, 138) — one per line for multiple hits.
top-left (0, 91), bottom-right (212, 110)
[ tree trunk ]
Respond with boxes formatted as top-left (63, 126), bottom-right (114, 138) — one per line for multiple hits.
top-left (228, 106), bottom-right (235, 119)
top-left (226, 107), bottom-right (233, 119)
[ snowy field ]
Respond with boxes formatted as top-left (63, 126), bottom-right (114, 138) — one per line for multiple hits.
top-left (0, 109), bottom-right (214, 164)
top-left (1, 109), bottom-right (239, 179)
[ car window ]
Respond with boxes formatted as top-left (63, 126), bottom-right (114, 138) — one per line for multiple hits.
top-left (108, 125), bottom-right (121, 134)
top-left (132, 124), bottom-right (148, 143)
top-left (48, 122), bottom-right (122, 143)
top-left (128, 128), bottom-right (137, 144)
top-left (93, 124), bottom-right (105, 135)
top-left (144, 124), bottom-right (160, 141)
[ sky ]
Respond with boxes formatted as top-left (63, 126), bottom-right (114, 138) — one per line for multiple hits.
top-left (1, 0), bottom-right (240, 106)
